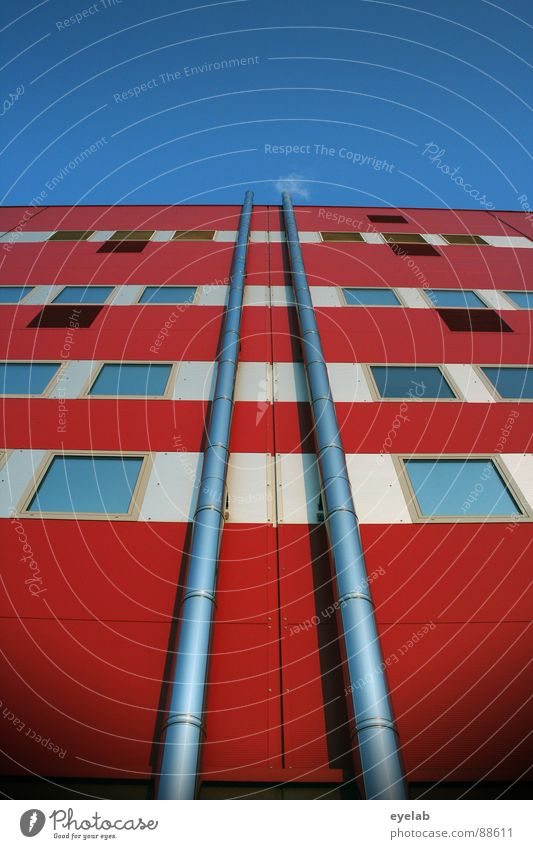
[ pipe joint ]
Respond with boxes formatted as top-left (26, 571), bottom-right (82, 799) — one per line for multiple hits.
top-left (182, 588), bottom-right (217, 606)
top-left (162, 712), bottom-right (207, 737)
top-left (338, 590), bottom-right (374, 608)
top-left (352, 717), bottom-right (398, 736)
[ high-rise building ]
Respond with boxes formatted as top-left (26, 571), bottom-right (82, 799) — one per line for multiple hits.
top-left (0, 200), bottom-right (531, 800)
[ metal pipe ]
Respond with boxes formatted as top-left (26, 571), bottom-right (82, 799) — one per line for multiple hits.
top-left (157, 190), bottom-right (254, 799)
top-left (281, 192), bottom-right (407, 800)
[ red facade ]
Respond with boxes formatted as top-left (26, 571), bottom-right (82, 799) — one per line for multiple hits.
top-left (0, 204), bottom-right (531, 799)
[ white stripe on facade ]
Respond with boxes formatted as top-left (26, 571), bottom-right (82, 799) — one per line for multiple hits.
top-left (0, 360), bottom-right (526, 403)
top-left (3, 450), bottom-right (532, 524)
top-left (23, 285), bottom-right (63, 305)
top-left (477, 289), bottom-right (518, 311)
top-left (444, 364), bottom-right (496, 403)
top-left (9, 283), bottom-right (532, 308)
top-left (1, 230), bottom-right (532, 247)
top-left (48, 361), bottom-right (99, 399)
top-left (0, 450), bottom-right (47, 516)
top-left (108, 285), bottom-right (145, 305)
top-left (499, 455), bottom-right (533, 509)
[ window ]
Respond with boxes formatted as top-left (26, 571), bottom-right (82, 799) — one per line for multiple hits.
top-left (0, 362), bottom-right (59, 395)
top-left (388, 242), bottom-right (440, 257)
top-left (109, 230), bottom-right (155, 241)
top-left (441, 234), bottom-right (488, 246)
top-left (426, 290), bottom-right (486, 308)
top-left (53, 286), bottom-right (114, 304)
top-left (481, 366), bottom-right (533, 399)
top-left (171, 230), bottom-right (215, 241)
top-left (437, 309), bottom-right (512, 332)
top-left (370, 365), bottom-right (456, 399)
top-left (320, 232), bottom-right (364, 242)
top-left (26, 455), bottom-right (144, 515)
top-left (48, 231), bottom-right (94, 241)
top-left (138, 286), bottom-right (197, 304)
top-left (89, 363), bottom-right (172, 396)
top-left (344, 287), bottom-right (401, 306)
top-left (28, 305), bottom-right (103, 328)
top-left (383, 233), bottom-right (426, 243)
top-left (0, 286), bottom-right (33, 303)
top-left (403, 458), bottom-right (524, 518)
top-left (367, 214), bottom-right (407, 223)
top-left (97, 241), bottom-right (148, 253)
top-left (504, 291), bottom-right (533, 309)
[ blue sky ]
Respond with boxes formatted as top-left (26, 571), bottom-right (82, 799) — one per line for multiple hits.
top-left (1, 0), bottom-right (532, 208)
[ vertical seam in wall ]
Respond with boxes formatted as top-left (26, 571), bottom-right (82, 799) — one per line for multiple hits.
top-left (268, 205), bottom-right (286, 766)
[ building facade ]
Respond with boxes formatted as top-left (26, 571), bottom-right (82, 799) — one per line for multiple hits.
top-left (0, 202), bottom-right (531, 799)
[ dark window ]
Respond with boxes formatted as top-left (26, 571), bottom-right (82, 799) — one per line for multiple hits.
top-left (48, 231), bottom-right (95, 241)
top-left (367, 214), bottom-right (407, 223)
top-left (97, 241), bottom-right (149, 253)
top-left (320, 232), bottom-right (364, 242)
top-left (370, 365), bottom-right (456, 399)
top-left (27, 305), bottom-right (103, 328)
top-left (441, 234), bottom-right (488, 245)
top-left (437, 309), bottom-right (513, 332)
top-left (389, 242), bottom-right (440, 257)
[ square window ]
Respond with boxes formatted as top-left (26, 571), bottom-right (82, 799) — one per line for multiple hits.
top-left (0, 362), bottom-right (59, 395)
top-left (388, 242), bottom-right (440, 256)
top-left (97, 241), bottom-right (148, 253)
top-left (370, 365), bottom-right (455, 399)
top-left (0, 286), bottom-right (33, 303)
top-left (53, 286), bottom-right (114, 304)
top-left (427, 290), bottom-right (486, 308)
top-left (27, 305), bottom-right (103, 328)
top-left (48, 231), bottom-right (95, 241)
top-left (138, 286), bottom-right (197, 304)
top-left (367, 214), bottom-right (407, 223)
top-left (441, 234), bottom-right (488, 245)
top-left (89, 363), bottom-right (172, 396)
top-left (344, 287), bottom-right (401, 306)
top-left (27, 455), bottom-right (144, 515)
top-left (171, 230), bottom-right (215, 241)
top-left (320, 232), bottom-right (365, 242)
top-left (109, 230), bottom-right (154, 241)
top-left (437, 309), bottom-right (512, 332)
top-left (504, 291), bottom-right (533, 309)
top-left (481, 367), bottom-right (533, 399)
top-left (404, 458), bottom-right (523, 518)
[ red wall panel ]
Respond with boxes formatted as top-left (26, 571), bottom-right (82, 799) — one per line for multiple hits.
top-left (2, 205), bottom-right (269, 232)
top-left (384, 622), bottom-right (531, 781)
top-left (0, 618), bottom-right (168, 778)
